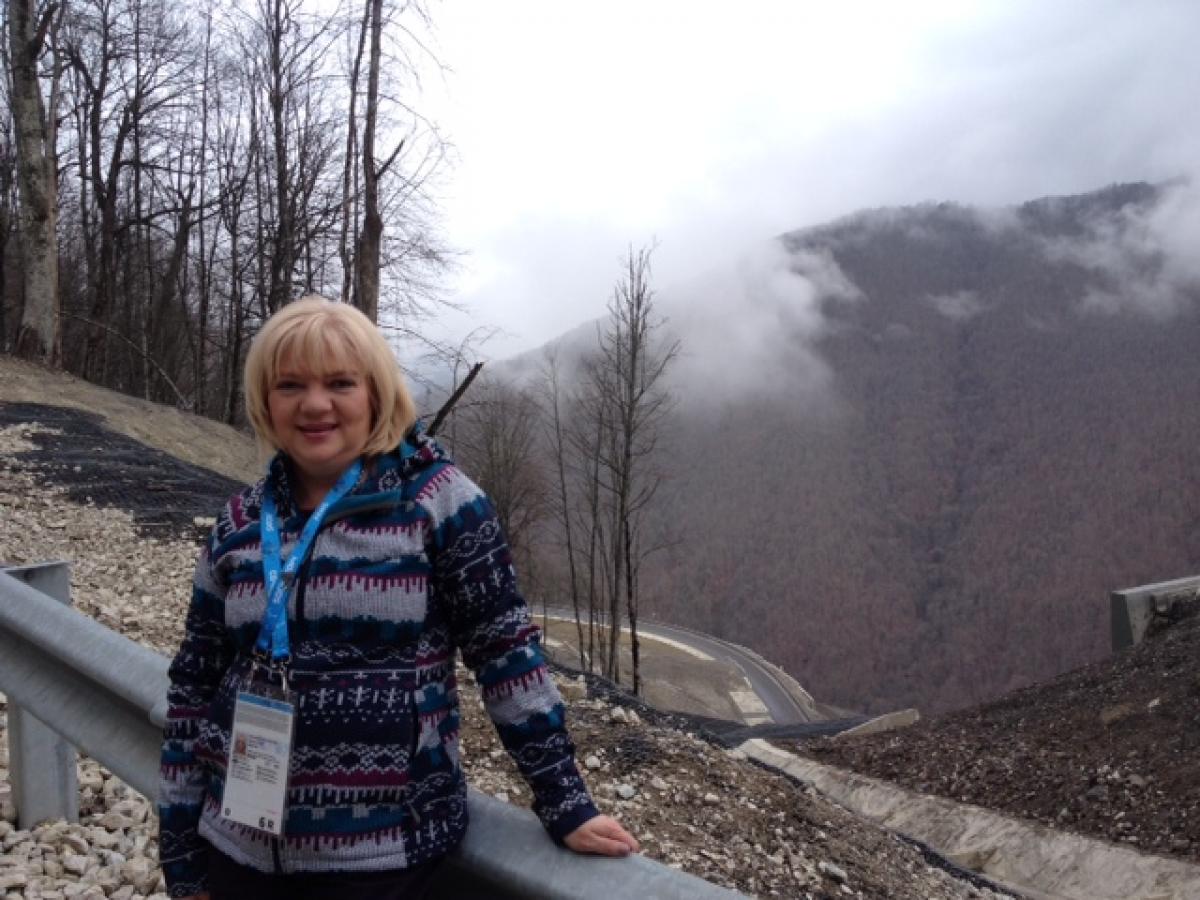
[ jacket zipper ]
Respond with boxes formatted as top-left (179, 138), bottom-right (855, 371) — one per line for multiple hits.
top-left (283, 496), bottom-right (425, 829)
top-left (270, 514), bottom-right (320, 875)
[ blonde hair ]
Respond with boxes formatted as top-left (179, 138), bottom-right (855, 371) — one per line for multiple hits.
top-left (243, 295), bottom-right (416, 461)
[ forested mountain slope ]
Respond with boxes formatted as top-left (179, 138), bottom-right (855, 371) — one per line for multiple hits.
top-left (640, 181), bottom-right (1200, 714)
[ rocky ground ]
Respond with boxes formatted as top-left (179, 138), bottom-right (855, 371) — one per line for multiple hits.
top-left (0, 405), bottom-right (1014, 898)
top-left (796, 604), bottom-right (1200, 865)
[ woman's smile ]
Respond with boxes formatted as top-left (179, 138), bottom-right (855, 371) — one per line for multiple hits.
top-left (268, 364), bottom-right (373, 500)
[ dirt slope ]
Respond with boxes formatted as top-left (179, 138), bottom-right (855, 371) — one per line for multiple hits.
top-left (797, 605), bottom-right (1200, 863)
top-left (0, 356), bottom-right (258, 483)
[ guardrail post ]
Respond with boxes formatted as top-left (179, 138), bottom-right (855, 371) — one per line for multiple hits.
top-left (1, 561), bottom-right (79, 827)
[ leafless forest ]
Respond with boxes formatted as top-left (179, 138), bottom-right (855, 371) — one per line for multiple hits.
top-left (1, 0), bottom-right (452, 417)
top-left (0, 0), bottom-right (681, 694)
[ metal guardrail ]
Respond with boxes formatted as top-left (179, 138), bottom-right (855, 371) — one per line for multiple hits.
top-left (1110, 574), bottom-right (1200, 652)
top-left (0, 563), bottom-right (741, 899)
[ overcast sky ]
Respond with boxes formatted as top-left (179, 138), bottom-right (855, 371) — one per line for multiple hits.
top-left (419, 0), bottom-right (1200, 362)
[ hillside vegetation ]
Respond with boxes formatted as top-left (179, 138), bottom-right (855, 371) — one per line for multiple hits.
top-left (641, 182), bottom-right (1200, 714)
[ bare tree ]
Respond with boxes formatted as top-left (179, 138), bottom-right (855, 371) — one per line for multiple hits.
top-left (3, 0), bottom-right (455, 422)
top-left (343, 0), bottom-right (444, 325)
top-left (0, 45), bottom-right (20, 347)
top-left (588, 245), bottom-right (679, 694)
top-left (350, 0), bottom-right (384, 321)
top-left (6, 0), bottom-right (63, 362)
top-left (539, 348), bottom-right (587, 669)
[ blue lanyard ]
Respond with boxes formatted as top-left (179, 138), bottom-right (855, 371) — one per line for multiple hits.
top-left (257, 460), bottom-right (364, 662)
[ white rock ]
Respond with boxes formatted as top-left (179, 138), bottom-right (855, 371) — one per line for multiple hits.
top-left (112, 800), bottom-right (149, 825)
top-left (91, 866), bottom-right (121, 892)
top-left (98, 813), bottom-right (132, 831)
top-left (88, 829), bottom-right (121, 850)
top-left (0, 872), bottom-right (28, 892)
top-left (61, 855), bottom-right (91, 876)
top-left (703, 793), bottom-right (720, 805)
top-left (650, 776), bottom-right (669, 791)
top-left (95, 849), bottom-right (126, 868)
top-left (818, 860), bottom-right (848, 883)
top-left (103, 778), bottom-right (127, 799)
top-left (557, 677), bottom-right (588, 702)
top-left (584, 755), bottom-right (602, 770)
top-left (616, 784), bottom-right (637, 800)
top-left (120, 858), bottom-right (159, 894)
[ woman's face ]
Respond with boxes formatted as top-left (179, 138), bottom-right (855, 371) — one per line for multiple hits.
top-left (268, 357), bottom-right (373, 494)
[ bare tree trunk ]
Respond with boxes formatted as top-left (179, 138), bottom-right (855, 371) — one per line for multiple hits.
top-left (581, 401), bottom-right (605, 675)
top-left (8, 0), bottom-right (60, 363)
top-left (266, 0), bottom-right (292, 312)
top-left (193, 6), bottom-right (215, 415)
top-left (541, 350), bottom-right (587, 670)
top-left (339, 0), bottom-right (368, 303)
top-left (624, 515), bottom-right (640, 696)
top-left (352, 0), bottom-right (384, 322)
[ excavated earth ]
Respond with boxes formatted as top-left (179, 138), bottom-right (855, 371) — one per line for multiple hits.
top-left (796, 607), bottom-right (1200, 865)
top-left (0, 384), bottom-right (1012, 900)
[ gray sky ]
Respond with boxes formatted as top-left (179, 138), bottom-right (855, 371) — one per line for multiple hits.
top-left (420, 0), bottom-right (1200, 362)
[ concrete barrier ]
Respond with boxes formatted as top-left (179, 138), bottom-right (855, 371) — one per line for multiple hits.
top-left (1110, 575), bottom-right (1200, 652)
top-left (740, 739), bottom-right (1200, 900)
top-left (831, 708), bottom-right (920, 741)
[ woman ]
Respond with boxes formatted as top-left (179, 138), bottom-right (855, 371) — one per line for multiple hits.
top-left (160, 296), bottom-right (637, 899)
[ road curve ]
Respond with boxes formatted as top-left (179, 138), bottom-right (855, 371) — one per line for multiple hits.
top-left (542, 607), bottom-right (823, 725)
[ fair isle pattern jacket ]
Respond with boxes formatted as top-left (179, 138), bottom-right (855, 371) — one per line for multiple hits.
top-left (158, 432), bottom-right (598, 897)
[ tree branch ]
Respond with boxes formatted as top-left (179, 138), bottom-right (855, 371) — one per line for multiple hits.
top-left (426, 361), bottom-right (483, 437)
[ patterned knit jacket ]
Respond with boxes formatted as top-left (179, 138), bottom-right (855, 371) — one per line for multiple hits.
top-left (159, 432), bottom-right (598, 897)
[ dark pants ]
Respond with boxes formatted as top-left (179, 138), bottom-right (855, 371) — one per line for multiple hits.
top-left (207, 846), bottom-right (444, 900)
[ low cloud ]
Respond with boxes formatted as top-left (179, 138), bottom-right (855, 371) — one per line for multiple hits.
top-left (1043, 179), bottom-right (1200, 319)
top-left (928, 290), bottom-right (984, 321)
top-left (661, 241), bottom-right (861, 411)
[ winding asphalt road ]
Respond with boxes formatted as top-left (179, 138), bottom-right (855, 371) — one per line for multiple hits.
top-left (544, 607), bottom-right (826, 725)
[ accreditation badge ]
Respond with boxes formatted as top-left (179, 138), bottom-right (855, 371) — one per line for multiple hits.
top-left (220, 682), bottom-right (295, 836)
